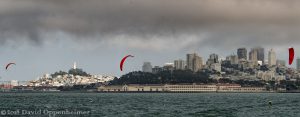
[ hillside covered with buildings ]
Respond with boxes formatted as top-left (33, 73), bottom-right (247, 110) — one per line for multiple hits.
top-left (109, 47), bottom-right (300, 91)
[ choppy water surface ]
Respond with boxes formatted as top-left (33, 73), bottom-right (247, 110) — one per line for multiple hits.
top-left (0, 93), bottom-right (299, 117)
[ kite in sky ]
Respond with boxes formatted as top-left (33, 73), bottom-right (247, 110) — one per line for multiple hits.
top-left (120, 55), bottom-right (134, 71)
top-left (289, 47), bottom-right (294, 65)
top-left (5, 63), bottom-right (16, 70)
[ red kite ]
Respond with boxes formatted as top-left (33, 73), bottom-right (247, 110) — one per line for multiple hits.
top-left (6, 63), bottom-right (16, 70)
top-left (120, 55), bottom-right (134, 71)
top-left (289, 47), bottom-right (294, 65)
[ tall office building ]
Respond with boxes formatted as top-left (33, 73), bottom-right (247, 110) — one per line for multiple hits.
top-left (249, 49), bottom-right (258, 61)
top-left (209, 53), bottom-right (219, 63)
top-left (142, 62), bottom-right (153, 73)
top-left (297, 58), bottom-right (300, 70)
top-left (257, 47), bottom-right (265, 64)
top-left (237, 48), bottom-right (247, 60)
top-left (206, 53), bottom-right (219, 66)
top-left (249, 47), bottom-right (265, 64)
top-left (226, 55), bottom-right (238, 64)
top-left (193, 56), bottom-right (203, 72)
top-left (186, 53), bottom-right (203, 72)
top-left (268, 49), bottom-right (276, 66)
top-left (174, 59), bottom-right (185, 70)
top-left (187, 53), bottom-right (195, 70)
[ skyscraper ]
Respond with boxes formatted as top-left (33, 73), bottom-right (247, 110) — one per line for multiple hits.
top-left (249, 47), bottom-right (264, 64)
top-left (206, 53), bottom-right (219, 66)
top-left (187, 53), bottom-right (195, 70)
top-left (193, 56), bottom-right (203, 72)
top-left (174, 59), bottom-right (185, 70)
top-left (226, 55), bottom-right (238, 64)
top-left (297, 58), bottom-right (300, 70)
top-left (209, 53), bottom-right (219, 63)
top-left (268, 49), bottom-right (276, 66)
top-left (142, 62), bottom-right (153, 73)
top-left (237, 48), bottom-right (247, 60)
top-left (257, 47), bottom-right (265, 64)
top-left (186, 53), bottom-right (203, 72)
top-left (249, 49), bottom-right (258, 61)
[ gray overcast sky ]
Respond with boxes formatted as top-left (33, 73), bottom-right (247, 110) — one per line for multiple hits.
top-left (0, 0), bottom-right (300, 80)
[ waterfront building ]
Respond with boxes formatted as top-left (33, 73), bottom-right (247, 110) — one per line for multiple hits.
top-left (98, 84), bottom-right (165, 92)
top-left (237, 48), bottom-right (247, 60)
top-left (125, 84), bottom-right (165, 92)
top-left (268, 49), bottom-right (276, 66)
top-left (98, 85), bottom-right (125, 92)
top-left (217, 84), bottom-right (266, 92)
top-left (174, 59), bottom-right (185, 70)
top-left (142, 62), bottom-right (153, 73)
top-left (97, 84), bottom-right (267, 93)
top-left (165, 84), bottom-right (218, 92)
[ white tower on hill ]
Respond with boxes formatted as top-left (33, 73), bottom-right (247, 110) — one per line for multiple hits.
top-left (73, 62), bottom-right (77, 69)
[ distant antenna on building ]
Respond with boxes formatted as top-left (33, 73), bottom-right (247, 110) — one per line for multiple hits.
top-left (73, 62), bottom-right (77, 69)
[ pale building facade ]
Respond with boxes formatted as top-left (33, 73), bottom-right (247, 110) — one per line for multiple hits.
top-left (268, 49), bottom-right (276, 66)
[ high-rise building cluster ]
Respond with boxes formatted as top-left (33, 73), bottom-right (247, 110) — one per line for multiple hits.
top-left (140, 47), bottom-right (293, 75)
top-left (237, 48), bottom-right (247, 60)
top-left (174, 59), bottom-right (185, 70)
top-left (249, 47), bottom-right (265, 65)
top-left (186, 53), bottom-right (203, 72)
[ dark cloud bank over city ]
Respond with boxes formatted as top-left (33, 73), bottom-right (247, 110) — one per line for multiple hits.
top-left (0, 0), bottom-right (300, 50)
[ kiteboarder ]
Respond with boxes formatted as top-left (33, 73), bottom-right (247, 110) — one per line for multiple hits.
top-left (268, 101), bottom-right (272, 108)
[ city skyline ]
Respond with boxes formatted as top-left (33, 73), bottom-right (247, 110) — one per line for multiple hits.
top-left (0, 0), bottom-right (300, 80)
top-left (141, 47), bottom-right (292, 73)
top-left (0, 45), bottom-right (298, 81)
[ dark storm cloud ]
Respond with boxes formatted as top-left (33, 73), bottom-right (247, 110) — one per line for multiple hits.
top-left (0, 0), bottom-right (300, 48)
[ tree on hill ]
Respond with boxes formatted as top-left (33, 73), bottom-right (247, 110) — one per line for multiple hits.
top-left (51, 71), bottom-right (68, 78)
top-left (68, 68), bottom-right (91, 77)
top-left (51, 68), bottom-right (91, 78)
top-left (110, 70), bottom-right (211, 85)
